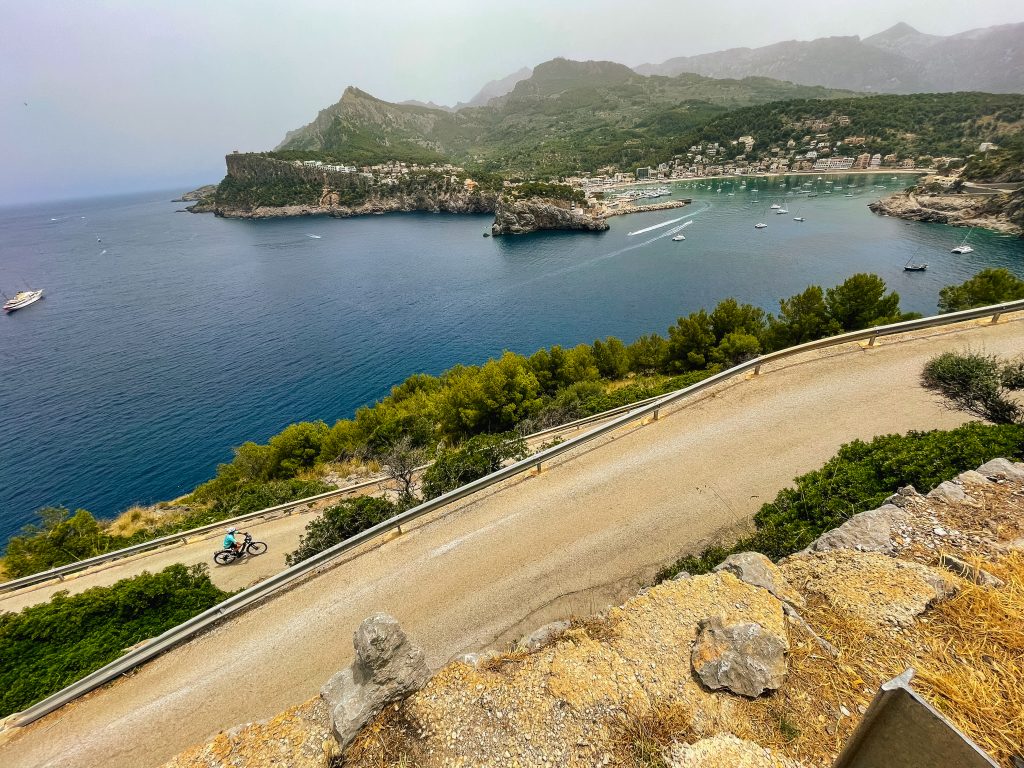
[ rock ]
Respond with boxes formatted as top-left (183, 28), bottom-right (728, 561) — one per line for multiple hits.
top-left (976, 458), bottom-right (1024, 483)
top-left (491, 194), bottom-right (608, 236)
top-left (939, 554), bottom-right (1005, 588)
top-left (672, 571), bottom-right (692, 581)
top-left (782, 551), bottom-right (956, 629)
top-left (665, 733), bottom-right (806, 767)
top-left (957, 470), bottom-right (992, 486)
top-left (690, 616), bottom-right (788, 698)
top-left (869, 189), bottom-right (1023, 237)
top-left (927, 481), bottom-right (966, 503)
top-left (884, 485), bottom-right (921, 508)
top-left (713, 552), bottom-right (805, 608)
top-left (320, 614), bottom-right (430, 752)
top-left (518, 620), bottom-right (571, 652)
top-left (810, 505), bottom-right (908, 554)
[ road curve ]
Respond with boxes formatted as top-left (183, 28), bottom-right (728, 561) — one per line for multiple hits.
top-left (3, 316), bottom-right (1022, 768)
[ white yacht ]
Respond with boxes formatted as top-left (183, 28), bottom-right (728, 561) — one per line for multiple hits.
top-left (754, 222), bottom-right (768, 229)
top-left (951, 228), bottom-right (975, 254)
top-left (769, 203), bottom-right (781, 209)
top-left (672, 234), bottom-right (685, 241)
top-left (3, 289), bottom-right (44, 313)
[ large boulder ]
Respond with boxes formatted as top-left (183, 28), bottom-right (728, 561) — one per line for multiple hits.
top-left (320, 614), bottom-right (430, 752)
top-left (927, 481), bottom-right (966, 503)
top-left (976, 458), bottom-right (1024, 483)
top-left (713, 552), bottom-right (805, 608)
top-left (690, 616), bottom-right (788, 698)
top-left (810, 505), bottom-right (908, 554)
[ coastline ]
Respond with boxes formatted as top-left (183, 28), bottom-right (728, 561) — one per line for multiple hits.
top-left (596, 168), bottom-right (928, 193)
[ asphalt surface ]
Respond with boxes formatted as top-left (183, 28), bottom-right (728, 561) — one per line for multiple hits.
top-left (2, 315), bottom-right (1022, 768)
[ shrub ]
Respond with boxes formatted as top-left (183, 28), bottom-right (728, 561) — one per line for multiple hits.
top-left (658, 423), bottom-right (1024, 579)
top-left (3, 508), bottom-right (113, 578)
top-left (421, 432), bottom-right (528, 499)
top-left (0, 564), bottom-right (229, 717)
top-left (922, 351), bottom-right (1022, 425)
top-left (938, 268), bottom-right (1024, 313)
top-left (285, 497), bottom-right (398, 566)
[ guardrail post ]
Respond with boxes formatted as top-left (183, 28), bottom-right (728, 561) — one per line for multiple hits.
top-left (652, 408), bottom-right (660, 421)
top-left (535, 462), bottom-right (543, 474)
top-left (867, 335), bottom-right (877, 348)
top-left (753, 364), bottom-right (761, 376)
top-left (991, 311), bottom-right (1002, 324)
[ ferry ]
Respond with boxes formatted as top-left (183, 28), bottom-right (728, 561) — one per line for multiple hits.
top-left (3, 289), bottom-right (44, 313)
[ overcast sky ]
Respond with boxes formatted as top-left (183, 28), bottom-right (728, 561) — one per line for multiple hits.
top-left (1, 0), bottom-right (1021, 205)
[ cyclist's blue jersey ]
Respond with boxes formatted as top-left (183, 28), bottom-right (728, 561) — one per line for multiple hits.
top-left (223, 533), bottom-right (237, 549)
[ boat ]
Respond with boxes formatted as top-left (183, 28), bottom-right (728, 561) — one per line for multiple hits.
top-left (754, 222), bottom-right (768, 229)
top-left (951, 228), bottom-right (974, 254)
top-left (793, 216), bottom-right (805, 222)
top-left (3, 288), bottom-right (44, 313)
top-left (672, 235), bottom-right (685, 241)
top-left (769, 203), bottom-right (781, 209)
top-left (776, 208), bottom-right (789, 214)
top-left (903, 249), bottom-right (928, 271)
top-left (483, 232), bottom-right (490, 237)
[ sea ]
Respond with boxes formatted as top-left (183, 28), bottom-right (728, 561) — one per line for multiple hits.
top-left (1, 174), bottom-right (1022, 543)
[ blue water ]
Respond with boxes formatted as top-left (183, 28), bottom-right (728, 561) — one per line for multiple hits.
top-left (1, 176), bottom-right (1022, 541)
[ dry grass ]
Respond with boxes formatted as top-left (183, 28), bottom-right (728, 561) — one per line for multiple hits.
top-left (340, 703), bottom-right (422, 768)
top-left (610, 703), bottom-right (696, 768)
top-left (738, 600), bottom-right (917, 766)
top-left (106, 504), bottom-right (184, 537)
top-left (914, 552), bottom-right (1024, 766)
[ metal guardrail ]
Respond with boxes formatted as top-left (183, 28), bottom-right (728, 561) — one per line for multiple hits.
top-left (5, 299), bottom-right (1023, 729)
top-left (0, 396), bottom-right (663, 597)
top-left (833, 668), bottom-right (998, 767)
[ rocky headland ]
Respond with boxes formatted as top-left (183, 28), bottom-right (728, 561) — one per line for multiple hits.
top-left (869, 185), bottom-right (1024, 237)
top-left (160, 459), bottom-right (1024, 768)
top-left (491, 194), bottom-right (608, 236)
top-left (212, 188), bottom-right (496, 220)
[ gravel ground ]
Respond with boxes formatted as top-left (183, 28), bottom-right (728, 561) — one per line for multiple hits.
top-left (1, 314), bottom-right (1021, 768)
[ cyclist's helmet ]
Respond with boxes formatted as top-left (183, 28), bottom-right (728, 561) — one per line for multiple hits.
top-left (226, 527), bottom-right (237, 534)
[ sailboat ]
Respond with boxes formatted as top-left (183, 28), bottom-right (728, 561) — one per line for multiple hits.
top-left (903, 247), bottom-right (927, 271)
top-left (792, 205), bottom-right (805, 222)
top-left (951, 228), bottom-right (975, 254)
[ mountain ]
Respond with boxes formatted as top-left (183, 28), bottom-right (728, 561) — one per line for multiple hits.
top-left (458, 66), bottom-right (532, 108)
top-left (636, 22), bottom-right (1024, 94)
top-left (275, 58), bottom-right (859, 176)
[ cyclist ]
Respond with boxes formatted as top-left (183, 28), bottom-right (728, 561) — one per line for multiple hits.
top-left (223, 527), bottom-right (247, 557)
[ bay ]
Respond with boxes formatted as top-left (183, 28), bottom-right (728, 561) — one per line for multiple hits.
top-left (1, 174), bottom-right (1021, 542)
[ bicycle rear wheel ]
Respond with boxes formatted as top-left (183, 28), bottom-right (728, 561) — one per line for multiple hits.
top-left (213, 551), bottom-right (234, 565)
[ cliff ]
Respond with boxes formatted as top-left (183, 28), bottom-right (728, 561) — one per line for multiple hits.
top-left (201, 153), bottom-right (497, 219)
top-left (869, 186), bottom-right (1024, 236)
top-left (491, 194), bottom-right (609, 236)
top-left (160, 460), bottom-right (1024, 768)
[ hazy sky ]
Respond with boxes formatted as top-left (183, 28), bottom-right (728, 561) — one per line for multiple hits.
top-left (1, 0), bottom-right (1021, 205)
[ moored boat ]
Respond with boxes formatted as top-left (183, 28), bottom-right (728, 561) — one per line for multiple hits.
top-left (3, 289), bottom-right (44, 313)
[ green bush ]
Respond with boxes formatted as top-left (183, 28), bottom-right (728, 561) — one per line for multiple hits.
top-left (0, 564), bottom-right (229, 718)
top-left (658, 423), bottom-right (1024, 579)
top-left (421, 432), bottom-right (527, 499)
top-left (3, 508), bottom-right (114, 578)
top-left (285, 497), bottom-right (398, 566)
top-left (938, 268), bottom-right (1024, 313)
top-left (922, 351), bottom-right (1022, 425)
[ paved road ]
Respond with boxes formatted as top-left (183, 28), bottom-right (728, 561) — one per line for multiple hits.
top-left (0, 416), bottom-right (625, 613)
top-left (2, 316), bottom-right (1022, 768)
